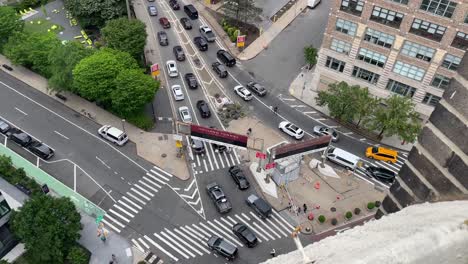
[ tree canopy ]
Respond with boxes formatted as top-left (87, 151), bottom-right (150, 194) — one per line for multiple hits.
top-left (10, 195), bottom-right (82, 264)
top-left (0, 6), bottom-right (24, 50)
top-left (102, 17), bottom-right (147, 59)
top-left (304, 46), bottom-right (318, 67)
top-left (64, 0), bottom-right (126, 28)
top-left (222, 0), bottom-right (262, 24)
top-left (316, 81), bottom-right (358, 122)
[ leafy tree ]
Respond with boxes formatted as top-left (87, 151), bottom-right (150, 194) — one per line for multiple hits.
top-left (0, 6), bottom-right (24, 50)
top-left (3, 32), bottom-right (60, 77)
top-left (112, 69), bottom-right (158, 117)
top-left (367, 94), bottom-right (421, 142)
top-left (66, 245), bottom-right (89, 264)
top-left (48, 41), bottom-right (95, 92)
top-left (10, 195), bottom-right (82, 264)
top-left (102, 17), bottom-right (147, 59)
top-left (64, 0), bottom-right (126, 28)
top-left (304, 45), bottom-right (318, 67)
top-left (354, 87), bottom-right (380, 128)
top-left (222, 0), bottom-right (262, 25)
top-left (72, 48), bottom-right (138, 104)
top-left (316, 81), bottom-right (357, 122)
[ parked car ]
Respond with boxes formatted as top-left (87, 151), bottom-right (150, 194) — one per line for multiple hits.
top-left (217, 49), bottom-right (236, 67)
top-left (207, 235), bottom-right (238, 260)
top-left (8, 130), bottom-right (32, 147)
top-left (194, 36), bottom-right (208, 51)
top-left (212, 143), bottom-right (228, 153)
top-left (199, 25), bottom-right (216, 42)
top-left (326, 147), bottom-right (360, 171)
top-left (232, 223), bottom-right (258, 247)
top-left (206, 182), bottom-right (232, 214)
top-left (173, 45), bottom-right (185, 61)
top-left (313, 126), bottom-right (339, 142)
top-left (166, 60), bottom-right (178, 77)
top-left (246, 81), bottom-right (267, 96)
top-left (364, 165), bottom-right (396, 184)
top-left (157, 31), bottom-right (168, 46)
top-left (279, 121), bottom-right (304, 140)
top-left (212, 62), bottom-right (227, 78)
top-left (28, 142), bottom-right (54, 160)
top-left (234, 85), bottom-right (253, 101)
top-left (98, 125), bottom-right (129, 146)
top-left (169, 0), bottom-right (180, 10)
top-left (0, 118), bottom-right (11, 134)
top-left (147, 6), bottom-right (158, 16)
top-left (246, 194), bottom-right (272, 219)
top-left (196, 100), bottom-right (211, 118)
top-left (180, 17), bottom-right (192, 29)
top-left (178, 106), bottom-right (192, 123)
top-left (184, 73), bottom-right (198, 89)
top-left (171, 85), bottom-right (184, 101)
top-left (189, 137), bottom-right (205, 154)
top-left (159, 17), bottom-right (170, 28)
top-left (228, 165), bottom-right (250, 190)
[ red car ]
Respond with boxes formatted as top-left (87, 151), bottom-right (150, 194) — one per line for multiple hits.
top-left (159, 17), bottom-right (170, 28)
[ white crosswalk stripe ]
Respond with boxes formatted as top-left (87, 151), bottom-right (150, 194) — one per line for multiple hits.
top-left (132, 239), bottom-right (145, 253)
top-left (144, 235), bottom-right (179, 262)
top-left (160, 231), bottom-right (197, 258)
top-left (164, 228), bottom-right (204, 256)
top-left (114, 204), bottom-right (135, 218)
top-left (134, 184), bottom-right (155, 197)
top-left (154, 233), bottom-right (190, 259)
top-left (142, 176), bottom-right (162, 189)
top-left (102, 218), bottom-right (121, 233)
top-left (118, 199), bottom-right (139, 214)
top-left (130, 187), bottom-right (151, 201)
top-left (191, 148), bottom-right (241, 173)
top-left (174, 228), bottom-right (211, 254)
top-left (139, 179), bottom-right (160, 193)
top-left (109, 209), bottom-right (130, 222)
top-left (123, 195), bottom-right (144, 209)
top-left (145, 172), bottom-right (167, 186)
top-left (127, 190), bottom-right (148, 204)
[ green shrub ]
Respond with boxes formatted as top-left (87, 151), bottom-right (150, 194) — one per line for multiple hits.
top-left (126, 112), bottom-right (154, 131)
top-left (354, 208), bottom-right (361, 215)
top-left (367, 202), bottom-right (375, 210)
top-left (137, 261), bottom-right (146, 264)
top-left (0, 155), bottom-right (42, 196)
top-left (227, 27), bottom-right (235, 36)
top-left (66, 245), bottom-right (89, 264)
top-left (318, 215), bottom-right (326, 223)
top-left (331, 218), bottom-right (338, 225)
top-left (345, 211), bottom-right (352, 219)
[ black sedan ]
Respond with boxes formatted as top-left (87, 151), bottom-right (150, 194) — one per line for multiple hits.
top-left (364, 165), bottom-right (396, 184)
top-left (173, 45), bottom-right (185, 61)
top-left (8, 130), bottom-right (33, 147)
top-left (169, 0), bottom-right (180, 10)
top-left (196, 100), bottom-right (211, 118)
top-left (180, 17), bottom-right (192, 29)
top-left (184, 73), bottom-right (198, 89)
top-left (212, 62), bottom-right (227, 78)
top-left (28, 142), bottom-right (54, 160)
top-left (228, 165), bottom-right (250, 190)
top-left (246, 81), bottom-right (267, 96)
top-left (194, 36), bottom-right (208, 51)
top-left (206, 182), bottom-right (232, 214)
top-left (232, 223), bottom-right (258, 247)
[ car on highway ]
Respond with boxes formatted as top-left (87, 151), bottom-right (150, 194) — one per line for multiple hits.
top-left (194, 36), bottom-right (208, 51)
top-left (364, 165), bottom-right (396, 184)
top-left (366, 146), bottom-right (398, 164)
top-left (199, 25), bottom-right (216, 42)
top-left (173, 46), bottom-right (185, 61)
top-left (196, 100), bottom-right (211, 118)
top-left (147, 6), bottom-right (157, 16)
top-left (171, 85), bottom-right (184, 101)
top-left (184, 73), bottom-right (198, 89)
top-left (279, 121), bottom-right (304, 140)
top-left (234, 85), bottom-right (253, 101)
top-left (157, 31), bottom-right (168, 46)
top-left (207, 235), bottom-right (238, 260)
top-left (0, 118), bottom-right (11, 134)
top-left (217, 49), bottom-right (236, 67)
top-left (98, 125), bottom-right (129, 146)
top-left (28, 142), bottom-right (54, 160)
top-left (313, 125), bottom-right (339, 142)
top-left (228, 165), bottom-right (250, 190)
top-left (212, 62), bottom-right (227, 78)
top-left (169, 0), bottom-right (180, 10)
top-left (246, 194), bottom-right (272, 219)
top-left (159, 17), bottom-right (170, 28)
top-left (206, 182), bottom-right (232, 213)
top-left (8, 130), bottom-right (32, 147)
top-left (180, 17), bottom-right (192, 29)
top-left (189, 137), bottom-right (205, 154)
top-left (232, 223), bottom-right (258, 247)
top-left (166, 60), bottom-right (178, 77)
top-left (178, 106), bottom-right (192, 123)
top-left (246, 81), bottom-right (267, 96)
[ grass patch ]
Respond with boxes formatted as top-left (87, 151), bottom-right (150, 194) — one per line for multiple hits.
top-left (24, 18), bottom-right (63, 34)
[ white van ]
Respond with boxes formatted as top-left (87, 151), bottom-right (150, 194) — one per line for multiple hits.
top-left (326, 147), bottom-right (360, 170)
top-left (308, 0), bottom-right (321, 8)
top-left (98, 125), bottom-right (129, 146)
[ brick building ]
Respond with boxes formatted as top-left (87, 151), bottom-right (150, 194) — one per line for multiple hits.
top-left (313, 0), bottom-right (468, 120)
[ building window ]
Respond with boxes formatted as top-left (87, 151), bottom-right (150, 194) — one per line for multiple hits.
top-left (325, 56), bottom-right (346, 72)
top-left (409, 19), bottom-right (446, 42)
top-left (393, 61), bottom-right (426, 81)
top-left (420, 0), bottom-right (457, 19)
top-left (335, 18), bottom-right (357, 36)
top-left (363, 28), bottom-right (395, 48)
top-left (390, 0), bottom-right (408, 4)
top-left (352, 67), bottom-right (380, 84)
top-left (451, 31), bottom-right (468, 50)
top-left (330, 38), bottom-right (352, 55)
top-left (340, 0), bottom-right (364, 16)
top-left (357, 48), bottom-right (387, 68)
top-left (430, 74), bottom-right (451, 89)
top-left (386, 79), bottom-right (417, 97)
top-left (400, 41), bottom-right (435, 62)
top-left (422, 93), bottom-right (441, 106)
top-left (0, 200), bottom-right (10, 218)
top-left (441, 54), bottom-right (461, 71)
top-left (370, 6), bottom-right (404, 28)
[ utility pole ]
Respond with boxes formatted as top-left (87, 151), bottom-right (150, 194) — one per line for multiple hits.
top-left (126, 0), bottom-right (131, 19)
top-left (291, 227), bottom-right (313, 263)
top-left (256, 138), bottom-right (265, 173)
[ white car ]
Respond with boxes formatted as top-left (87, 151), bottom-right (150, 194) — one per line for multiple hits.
top-left (313, 125), bottom-right (339, 142)
top-left (171, 85), bottom-right (184, 101)
top-left (166, 60), bottom-right (178, 77)
top-left (199, 25), bottom-right (216, 42)
top-left (178, 106), bottom-right (192, 123)
top-left (234, 85), bottom-right (253, 101)
top-left (98, 125), bottom-right (129, 146)
top-left (279, 121), bottom-right (304, 140)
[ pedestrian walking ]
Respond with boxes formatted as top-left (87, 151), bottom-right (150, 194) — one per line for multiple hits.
top-left (303, 203), bottom-right (308, 213)
top-left (297, 206), bottom-right (301, 216)
top-left (270, 248), bottom-right (276, 257)
top-left (111, 254), bottom-right (117, 263)
top-left (273, 106), bottom-right (278, 114)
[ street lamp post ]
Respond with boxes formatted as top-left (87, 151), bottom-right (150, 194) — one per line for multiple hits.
top-left (121, 119), bottom-right (126, 134)
top-left (125, 0), bottom-right (131, 19)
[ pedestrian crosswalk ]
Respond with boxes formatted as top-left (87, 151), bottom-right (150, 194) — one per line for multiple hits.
top-left (354, 152), bottom-right (408, 188)
top-left (191, 141), bottom-right (241, 174)
top-left (131, 210), bottom-right (295, 262)
top-left (102, 166), bottom-right (173, 233)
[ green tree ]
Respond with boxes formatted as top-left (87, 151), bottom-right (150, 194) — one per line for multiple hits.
top-left (102, 17), bottom-right (147, 59)
top-left (10, 195), bottom-right (82, 264)
top-left (222, 0), bottom-right (262, 25)
top-left (3, 31), bottom-right (60, 77)
top-left (64, 0), bottom-right (126, 28)
top-left (48, 41), bottom-right (95, 92)
top-left (316, 81), bottom-right (357, 122)
top-left (304, 45), bottom-right (318, 67)
top-left (354, 87), bottom-right (381, 128)
top-left (72, 48), bottom-right (138, 104)
top-left (112, 69), bottom-right (158, 117)
top-left (0, 6), bottom-right (24, 50)
top-left (367, 94), bottom-right (421, 142)
top-left (66, 246), bottom-right (89, 264)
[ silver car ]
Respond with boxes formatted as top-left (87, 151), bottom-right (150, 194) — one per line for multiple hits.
top-left (178, 106), bottom-right (192, 123)
top-left (313, 125), bottom-right (339, 142)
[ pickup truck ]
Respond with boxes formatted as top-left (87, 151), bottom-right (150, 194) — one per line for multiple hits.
top-left (199, 25), bottom-right (216, 42)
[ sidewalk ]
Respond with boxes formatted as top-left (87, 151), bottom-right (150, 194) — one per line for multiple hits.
top-left (0, 55), bottom-right (189, 180)
top-left (288, 67), bottom-right (415, 152)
